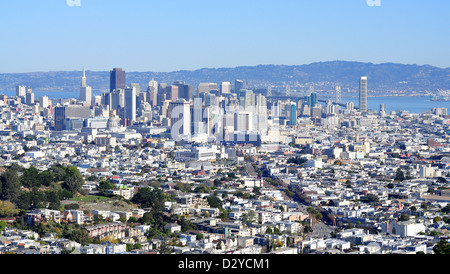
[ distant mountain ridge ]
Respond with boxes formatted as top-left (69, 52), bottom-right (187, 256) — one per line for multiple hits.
top-left (0, 61), bottom-right (449, 95)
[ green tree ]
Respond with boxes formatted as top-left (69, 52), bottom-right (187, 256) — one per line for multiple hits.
top-left (174, 182), bottom-right (191, 193)
top-left (394, 168), bottom-right (405, 181)
top-left (399, 213), bottom-right (410, 221)
top-left (21, 166), bottom-right (40, 188)
top-left (38, 170), bottom-right (55, 186)
top-left (46, 190), bottom-right (62, 210)
top-left (50, 164), bottom-right (66, 182)
top-left (97, 179), bottom-right (115, 195)
top-left (207, 195), bottom-right (223, 209)
top-left (62, 166), bottom-right (84, 196)
top-left (131, 187), bottom-right (166, 211)
top-left (213, 179), bottom-right (222, 188)
top-left (29, 188), bottom-right (46, 209)
top-left (126, 243), bottom-right (134, 252)
top-left (128, 216), bottom-right (137, 223)
top-left (0, 200), bottom-right (20, 217)
top-left (346, 221), bottom-right (354, 229)
top-left (274, 227), bottom-right (281, 235)
top-left (179, 216), bottom-right (196, 232)
top-left (433, 240), bottom-right (450, 254)
top-left (69, 228), bottom-right (92, 246)
top-left (287, 157), bottom-right (308, 165)
top-left (194, 184), bottom-right (210, 193)
top-left (196, 233), bottom-right (204, 240)
top-left (0, 168), bottom-right (22, 203)
top-left (366, 194), bottom-right (379, 203)
top-left (0, 220), bottom-right (7, 231)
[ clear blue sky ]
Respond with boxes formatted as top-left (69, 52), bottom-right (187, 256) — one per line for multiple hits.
top-left (1, 0), bottom-right (449, 73)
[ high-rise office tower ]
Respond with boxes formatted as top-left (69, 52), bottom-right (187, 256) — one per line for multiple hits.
top-left (192, 97), bottom-right (207, 137)
top-left (54, 105), bottom-right (91, 131)
top-left (359, 76), bottom-right (368, 113)
top-left (166, 85), bottom-right (179, 101)
top-left (26, 87), bottom-right (35, 105)
top-left (173, 81), bottom-right (193, 101)
top-left (289, 102), bottom-right (297, 126)
top-left (197, 83), bottom-right (217, 96)
top-left (130, 83), bottom-right (140, 93)
top-left (110, 68), bottom-right (126, 92)
top-left (170, 99), bottom-right (191, 141)
top-left (147, 79), bottom-right (158, 107)
top-left (130, 83), bottom-right (142, 107)
top-left (235, 80), bottom-right (244, 93)
top-left (238, 89), bottom-right (255, 110)
top-left (124, 86), bottom-right (136, 123)
top-left (111, 88), bottom-right (125, 112)
top-left (40, 96), bottom-right (49, 108)
top-left (81, 66), bottom-right (87, 87)
top-left (79, 67), bottom-right (92, 105)
top-left (255, 93), bottom-right (268, 133)
top-left (234, 111), bottom-right (253, 132)
top-left (380, 103), bottom-right (386, 116)
top-left (220, 82), bottom-right (231, 95)
top-left (16, 85), bottom-right (26, 98)
top-left (148, 79), bottom-right (158, 93)
top-left (307, 92), bottom-right (318, 108)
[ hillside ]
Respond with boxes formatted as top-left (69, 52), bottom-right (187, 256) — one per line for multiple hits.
top-left (1, 61), bottom-right (449, 95)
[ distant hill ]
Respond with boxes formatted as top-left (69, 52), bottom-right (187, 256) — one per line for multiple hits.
top-left (0, 61), bottom-right (449, 95)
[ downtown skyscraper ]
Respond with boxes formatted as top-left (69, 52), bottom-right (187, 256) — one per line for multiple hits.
top-left (110, 68), bottom-right (126, 92)
top-left (124, 86), bottom-right (136, 124)
top-left (79, 67), bottom-right (92, 105)
top-left (359, 76), bottom-right (368, 113)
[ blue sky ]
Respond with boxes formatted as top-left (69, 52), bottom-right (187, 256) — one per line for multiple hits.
top-left (1, 0), bottom-right (449, 73)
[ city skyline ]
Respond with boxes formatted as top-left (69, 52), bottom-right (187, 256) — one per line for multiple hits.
top-left (1, 0), bottom-right (450, 73)
top-left (1, 0), bottom-right (449, 260)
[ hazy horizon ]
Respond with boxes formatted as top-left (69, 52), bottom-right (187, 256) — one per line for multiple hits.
top-left (2, 60), bottom-right (450, 75)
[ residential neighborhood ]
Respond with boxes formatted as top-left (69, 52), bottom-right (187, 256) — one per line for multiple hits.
top-left (0, 75), bottom-right (449, 256)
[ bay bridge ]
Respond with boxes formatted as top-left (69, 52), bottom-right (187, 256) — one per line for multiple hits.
top-left (265, 95), bottom-right (356, 109)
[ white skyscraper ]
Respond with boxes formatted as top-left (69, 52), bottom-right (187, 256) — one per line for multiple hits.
top-left (220, 82), bottom-right (231, 95)
top-left (198, 83), bottom-right (217, 94)
top-left (16, 85), bottom-right (26, 97)
top-left (125, 86), bottom-right (136, 122)
top-left (40, 96), bottom-right (49, 108)
top-left (79, 67), bottom-right (92, 105)
top-left (359, 76), bottom-right (368, 113)
top-left (170, 99), bottom-right (191, 141)
top-left (148, 78), bottom-right (158, 106)
top-left (81, 66), bottom-right (87, 87)
top-left (24, 87), bottom-right (35, 105)
top-left (234, 111), bottom-right (253, 132)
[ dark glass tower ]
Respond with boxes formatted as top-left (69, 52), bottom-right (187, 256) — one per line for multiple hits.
top-left (110, 68), bottom-right (126, 92)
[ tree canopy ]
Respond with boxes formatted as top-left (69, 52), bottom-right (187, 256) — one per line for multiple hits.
top-left (0, 164), bottom-right (85, 213)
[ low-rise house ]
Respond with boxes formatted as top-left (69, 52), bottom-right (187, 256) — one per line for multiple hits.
top-left (380, 220), bottom-right (426, 237)
top-left (84, 222), bottom-right (128, 240)
top-left (114, 211), bottom-right (133, 221)
top-left (164, 223), bottom-right (182, 234)
top-left (269, 247), bottom-right (298, 254)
